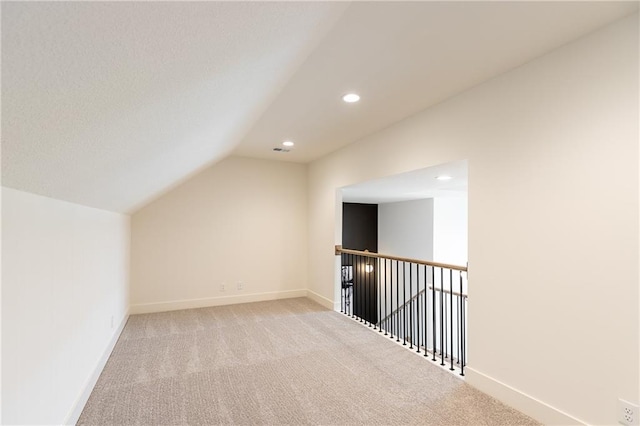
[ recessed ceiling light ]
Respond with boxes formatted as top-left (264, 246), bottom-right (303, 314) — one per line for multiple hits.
top-left (342, 93), bottom-right (360, 103)
top-left (436, 175), bottom-right (452, 181)
top-left (282, 141), bottom-right (294, 147)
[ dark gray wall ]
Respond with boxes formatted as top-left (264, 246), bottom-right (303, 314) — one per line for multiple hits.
top-left (342, 203), bottom-right (378, 323)
top-left (342, 203), bottom-right (378, 252)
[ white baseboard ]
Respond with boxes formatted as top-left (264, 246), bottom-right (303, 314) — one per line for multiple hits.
top-left (130, 289), bottom-right (308, 314)
top-left (64, 310), bottom-right (130, 425)
top-left (306, 290), bottom-right (336, 310)
top-left (465, 367), bottom-right (586, 425)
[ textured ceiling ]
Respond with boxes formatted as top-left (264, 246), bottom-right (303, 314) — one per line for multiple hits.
top-left (1, 2), bottom-right (347, 212)
top-left (2, 2), bottom-right (638, 213)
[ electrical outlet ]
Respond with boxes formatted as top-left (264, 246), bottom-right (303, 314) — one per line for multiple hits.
top-left (619, 399), bottom-right (639, 426)
top-left (220, 283), bottom-right (226, 292)
top-left (237, 281), bottom-right (243, 290)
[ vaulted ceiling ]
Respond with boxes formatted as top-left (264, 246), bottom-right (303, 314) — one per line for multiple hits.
top-left (2, 2), bottom-right (637, 213)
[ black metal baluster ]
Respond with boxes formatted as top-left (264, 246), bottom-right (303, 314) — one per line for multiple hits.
top-left (402, 262), bottom-right (407, 346)
top-left (350, 253), bottom-right (355, 317)
top-left (409, 262), bottom-right (413, 349)
top-left (457, 271), bottom-right (462, 366)
top-left (353, 254), bottom-right (357, 319)
top-left (343, 253), bottom-right (346, 314)
top-left (370, 257), bottom-right (374, 328)
top-left (390, 260), bottom-right (394, 338)
top-left (361, 256), bottom-right (365, 323)
top-left (397, 260), bottom-right (401, 342)
top-left (364, 256), bottom-right (369, 326)
top-left (362, 255), bottom-right (366, 323)
top-left (346, 253), bottom-right (350, 316)
top-left (367, 256), bottom-right (372, 327)
top-left (424, 265), bottom-right (428, 357)
top-left (371, 258), bottom-right (375, 329)
top-left (416, 263), bottom-right (421, 353)
top-left (340, 253), bottom-right (344, 313)
top-left (389, 260), bottom-right (393, 338)
top-left (461, 273), bottom-right (466, 376)
top-left (358, 256), bottom-right (363, 322)
top-left (443, 281), bottom-right (447, 360)
top-left (400, 262), bottom-right (404, 343)
top-left (353, 255), bottom-right (357, 319)
top-left (360, 256), bottom-right (363, 321)
top-left (350, 254), bottom-right (355, 318)
top-left (364, 256), bottom-right (368, 324)
top-left (345, 256), bottom-right (349, 316)
top-left (450, 269), bottom-right (455, 371)
top-left (431, 266), bottom-right (436, 362)
top-left (406, 262), bottom-right (410, 346)
top-left (372, 258), bottom-right (376, 328)
top-left (364, 257), bottom-right (374, 327)
top-left (396, 260), bottom-right (400, 342)
top-left (377, 259), bottom-right (382, 332)
top-left (384, 260), bottom-right (388, 335)
top-left (440, 268), bottom-right (445, 366)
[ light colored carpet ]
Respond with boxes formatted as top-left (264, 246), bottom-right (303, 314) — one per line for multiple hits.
top-left (78, 298), bottom-right (538, 425)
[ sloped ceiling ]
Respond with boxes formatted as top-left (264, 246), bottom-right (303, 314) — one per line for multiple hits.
top-left (1, 2), bottom-right (348, 212)
top-left (2, 2), bottom-right (637, 213)
top-left (234, 1), bottom-right (639, 163)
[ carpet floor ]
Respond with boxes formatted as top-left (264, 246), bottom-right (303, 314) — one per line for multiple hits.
top-left (78, 297), bottom-right (538, 425)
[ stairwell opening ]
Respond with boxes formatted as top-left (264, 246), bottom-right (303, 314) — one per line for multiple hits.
top-left (336, 160), bottom-right (468, 375)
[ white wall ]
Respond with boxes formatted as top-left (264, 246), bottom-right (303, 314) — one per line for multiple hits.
top-left (378, 199), bottom-right (434, 260)
top-left (130, 156), bottom-right (309, 313)
top-left (377, 199), bottom-right (434, 317)
top-left (433, 196), bottom-right (468, 266)
top-left (309, 15), bottom-right (638, 425)
top-left (1, 187), bottom-right (130, 425)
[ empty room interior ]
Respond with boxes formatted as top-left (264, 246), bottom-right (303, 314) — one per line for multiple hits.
top-left (1, 2), bottom-right (639, 425)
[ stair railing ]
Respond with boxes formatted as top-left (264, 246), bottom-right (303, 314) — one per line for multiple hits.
top-left (336, 245), bottom-right (468, 376)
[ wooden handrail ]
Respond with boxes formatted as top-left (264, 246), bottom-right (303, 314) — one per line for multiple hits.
top-left (335, 245), bottom-right (467, 272)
